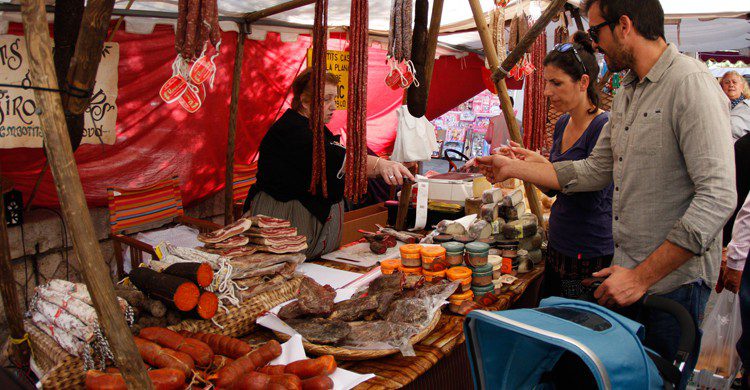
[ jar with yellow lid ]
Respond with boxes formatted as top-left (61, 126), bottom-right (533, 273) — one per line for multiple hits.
top-left (422, 269), bottom-right (446, 283)
top-left (400, 244), bottom-right (423, 268)
top-left (446, 266), bottom-right (472, 292)
top-left (448, 290), bottom-right (474, 314)
top-left (380, 258), bottom-right (401, 275)
top-left (421, 246), bottom-right (447, 271)
top-left (399, 265), bottom-right (423, 276)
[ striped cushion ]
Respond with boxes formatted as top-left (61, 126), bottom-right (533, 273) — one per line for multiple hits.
top-left (107, 176), bottom-right (184, 233)
top-left (232, 162), bottom-right (258, 203)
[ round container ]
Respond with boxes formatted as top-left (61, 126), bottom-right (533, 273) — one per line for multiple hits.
top-left (501, 257), bottom-right (513, 274)
top-left (432, 234), bottom-right (454, 244)
top-left (423, 269), bottom-right (446, 283)
top-left (469, 263), bottom-right (493, 287)
top-left (516, 249), bottom-right (530, 264)
top-left (442, 242), bottom-right (465, 267)
top-left (492, 264), bottom-right (502, 279)
top-left (421, 246), bottom-right (447, 271)
top-left (487, 255), bottom-right (503, 268)
top-left (497, 240), bottom-right (519, 258)
top-left (400, 244), bottom-right (423, 268)
top-left (465, 242), bottom-right (490, 267)
top-left (477, 237), bottom-right (497, 246)
top-left (448, 290), bottom-right (474, 314)
top-left (471, 284), bottom-right (495, 301)
top-left (399, 265), bottom-right (423, 275)
top-left (446, 266), bottom-right (472, 292)
top-left (454, 235), bottom-right (474, 244)
top-left (380, 258), bottom-right (401, 275)
top-left (489, 248), bottom-right (502, 256)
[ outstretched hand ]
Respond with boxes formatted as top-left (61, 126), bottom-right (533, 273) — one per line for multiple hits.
top-left (475, 155), bottom-right (515, 184)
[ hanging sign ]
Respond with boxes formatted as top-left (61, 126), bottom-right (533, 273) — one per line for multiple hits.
top-left (0, 35), bottom-right (119, 149)
top-left (306, 49), bottom-right (349, 110)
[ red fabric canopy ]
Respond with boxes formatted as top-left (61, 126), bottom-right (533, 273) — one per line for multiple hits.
top-left (0, 23), bottom-right (487, 208)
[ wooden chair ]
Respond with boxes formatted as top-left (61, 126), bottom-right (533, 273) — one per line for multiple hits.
top-left (107, 176), bottom-right (221, 278)
top-left (231, 162), bottom-right (258, 220)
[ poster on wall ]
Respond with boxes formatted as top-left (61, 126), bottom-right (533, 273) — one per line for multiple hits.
top-left (0, 35), bottom-right (119, 149)
top-left (306, 49), bottom-right (349, 110)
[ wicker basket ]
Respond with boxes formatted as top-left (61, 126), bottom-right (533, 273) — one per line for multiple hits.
top-left (30, 278), bottom-right (301, 389)
top-left (274, 311), bottom-right (442, 360)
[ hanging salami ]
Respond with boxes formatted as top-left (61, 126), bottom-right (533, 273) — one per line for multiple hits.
top-left (406, 0), bottom-right (429, 118)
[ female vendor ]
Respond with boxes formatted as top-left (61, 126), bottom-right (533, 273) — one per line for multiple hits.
top-left (244, 68), bottom-right (414, 259)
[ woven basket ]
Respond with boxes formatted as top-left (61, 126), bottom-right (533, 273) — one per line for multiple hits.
top-left (169, 276), bottom-right (302, 338)
top-left (31, 278), bottom-right (301, 389)
top-left (274, 311), bottom-right (442, 360)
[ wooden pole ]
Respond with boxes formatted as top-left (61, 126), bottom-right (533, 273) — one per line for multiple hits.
top-left (0, 183), bottom-right (30, 367)
top-left (570, 6), bottom-right (585, 31)
top-left (18, 0), bottom-right (152, 387)
top-left (244, 0), bottom-right (316, 23)
top-left (415, 0), bottom-right (444, 109)
top-left (224, 29), bottom-right (246, 225)
top-left (63, 0), bottom-right (116, 115)
top-left (395, 180), bottom-right (414, 231)
top-left (468, 0), bottom-right (562, 223)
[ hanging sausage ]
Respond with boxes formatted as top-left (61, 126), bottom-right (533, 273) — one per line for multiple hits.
top-left (406, 0), bottom-right (429, 118)
top-left (309, 0), bottom-right (330, 196)
top-left (344, 0), bottom-right (369, 202)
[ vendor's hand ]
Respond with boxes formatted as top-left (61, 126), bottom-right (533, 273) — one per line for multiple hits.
top-left (718, 267), bottom-right (742, 294)
top-left (498, 142), bottom-right (548, 165)
top-left (475, 155), bottom-right (515, 184)
top-left (592, 265), bottom-right (649, 307)
top-left (378, 160), bottom-right (415, 186)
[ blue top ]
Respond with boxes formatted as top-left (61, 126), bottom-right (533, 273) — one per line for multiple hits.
top-left (548, 112), bottom-right (614, 258)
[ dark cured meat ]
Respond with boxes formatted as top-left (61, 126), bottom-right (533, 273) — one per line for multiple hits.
top-left (328, 295), bottom-right (378, 322)
top-left (297, 277), bottom-right (336, 317)
top-left (406, 0), bottom-right (429, 118)
top-left (176, 0), bottom-right (188, 54)
top-left (385, 298), bottom-right (430, 325)
top-left (278, 301), bottom-right (304, 321)
top-left (183, 0), bottom-right (201, 59)
top-left (286, 318), bottom-right (351, 345)
top-left (209, 0), bottom-right (221, 46)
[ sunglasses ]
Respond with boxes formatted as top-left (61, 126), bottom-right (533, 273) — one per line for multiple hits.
top-left (588, 19), bottom-right (617, 43)
top-left (554, 43), bottom-right (588, 74)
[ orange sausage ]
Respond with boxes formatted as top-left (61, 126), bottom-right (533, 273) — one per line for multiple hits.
top-left (284, 356), bottom-right (336, 379)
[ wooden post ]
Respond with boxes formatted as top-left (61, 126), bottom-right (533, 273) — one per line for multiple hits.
top-left (244, 0), bottom-right (316, 23)
top-left (468, 0), bottom-right (564, 223)
top-left (416, 0), bottom-right (445, 107)
top-left (395, 180), bottom-right (414, 231)
top-left (63, 0), bottom-right (116, 115)
top-left (224, 28), bottom-right (246, 225)
top-left (569, 5), bottom-right (585, 31)
top-left (18, 0), bottom-right (152, 388)
top-left (0, 182), bottom-right (30, 367)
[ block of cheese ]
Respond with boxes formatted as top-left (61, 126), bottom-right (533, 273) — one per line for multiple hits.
top-left (502, 188), bottom-right (524, 207)
top-left (482, 188), bottom-right (503, 204)
top-left (480, 203), bottom-right (499, 223)
top-left (501, 214), bottom-right (538, 239)
top-left (500, 202), bottom-right (526, 221)
top-left (465, 197), bottom-right (483, 217)
top-left (473, 177), bottom-right (492, 198)
top-left (519, 233), bottom-right (543, 251)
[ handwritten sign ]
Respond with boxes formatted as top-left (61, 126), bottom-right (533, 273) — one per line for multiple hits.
top-left (306, 49), bottom-right (349, 110)
top-left (0, 35), bottom-right (119, 148)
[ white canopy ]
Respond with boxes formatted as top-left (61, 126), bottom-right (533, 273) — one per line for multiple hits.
top-left (0, 0), bottom-right (748, 52)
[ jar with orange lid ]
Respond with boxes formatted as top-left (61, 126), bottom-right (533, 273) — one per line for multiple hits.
top-left (446, 266), bottom-right (472, 292)
top-left (422, 269), bottom-right (446, 283)
top-left (421, 246), bottom-right (447, 271)
top-left (380, 258), bottom-right (401, 275)
top-left (399, 265), bottom-right (423, 276)
top-left (400, 244), bottom-right (423, 268)
top-left (448, 290), bottom-right (474, 314)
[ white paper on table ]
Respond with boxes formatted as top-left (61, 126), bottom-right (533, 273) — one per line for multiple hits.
top-left (296, 263), bottom-right (363, 289)
top-left (320, 241), bottom-right (406, 268)
top-left (271, 335), bottom-right (375, 390)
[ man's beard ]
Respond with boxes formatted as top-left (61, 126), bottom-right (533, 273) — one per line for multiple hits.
top-left (600, 36), bottom-right (634, 73)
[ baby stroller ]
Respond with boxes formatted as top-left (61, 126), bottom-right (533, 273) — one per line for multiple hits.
top-left (464, 295), bottom-right (695, 389)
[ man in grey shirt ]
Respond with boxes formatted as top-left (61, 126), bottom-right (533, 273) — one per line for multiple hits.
top-left (477, 0), bottom-right (735, 387)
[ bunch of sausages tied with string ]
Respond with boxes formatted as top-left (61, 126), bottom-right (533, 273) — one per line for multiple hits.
top-left (158, 0), bottom-right (222, 113)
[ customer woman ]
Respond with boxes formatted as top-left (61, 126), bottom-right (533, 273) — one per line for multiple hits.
top-left (502, 32), bottom-right (613, 299)
top-left (721, 71), bottom-right (750, 245)
top-left (244, 68), bottom-right (414, 259)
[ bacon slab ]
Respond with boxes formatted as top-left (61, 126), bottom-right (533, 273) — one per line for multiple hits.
top-left (244, 227), bottom-right (298, 238)
top-left (250, 215), bottom-right (292, 229)
top-left (251, 241), bottom-right (308, 254)
top-left (204, 235), bottom-right (249, 249)
top-left (198, 218), bottom-right (253, 244)
top-left (247, 235), bottom-right (306, 247)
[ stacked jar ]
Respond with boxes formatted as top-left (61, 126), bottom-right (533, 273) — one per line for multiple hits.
top-left (465, 242), bottom-right (493, 301)
top-left (399, 244), bottom-right (423, 275)
top-left (441, 242), bottom-right (465, 267)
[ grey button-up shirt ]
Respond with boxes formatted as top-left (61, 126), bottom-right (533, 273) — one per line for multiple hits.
top-left (553, 44), bottom-right (737, 294)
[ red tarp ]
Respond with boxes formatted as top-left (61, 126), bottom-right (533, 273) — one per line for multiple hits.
top-left (0, 23), bottom-right (488, 208)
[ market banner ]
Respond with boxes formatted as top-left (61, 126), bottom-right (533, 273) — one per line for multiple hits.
top-left (306, 49), bottom-right (349, 110)
top-left (0, 35), bottom-right (118, 148)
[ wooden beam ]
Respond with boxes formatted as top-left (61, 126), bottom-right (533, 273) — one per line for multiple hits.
top-left (63, 0), bottom-right (116, 115)
top-left (18, 0), bottom-right (152, 387)
top-left (0, 184), bottom-right (30, 367)
top-left (224, 29), bottom-right (246, 225)
top-left (570, 6), bottom-right (585, 31)
top-left (245, 0), bottom-right (316, 23)
top-left (411, 0), bottom-right (444, 113)
top-left (468, 0), bottom-right (565, 224)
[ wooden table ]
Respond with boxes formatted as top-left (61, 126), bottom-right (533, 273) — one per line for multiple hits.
top-left (248, 259), bottom-right (545, 389)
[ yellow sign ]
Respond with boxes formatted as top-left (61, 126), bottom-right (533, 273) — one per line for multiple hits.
top-left (306, 49), bottom-right (349, 110)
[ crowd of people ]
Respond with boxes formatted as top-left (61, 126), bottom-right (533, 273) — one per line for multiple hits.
top-left (473, 0), bottom-right (747, 388)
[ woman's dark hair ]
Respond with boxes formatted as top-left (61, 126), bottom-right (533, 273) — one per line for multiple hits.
top-left (543, 31), bottom-right (600, 114)
top-left (291, 67), bottom-right (340, 111)
top-left (583, 0), bottom-right (665, 41)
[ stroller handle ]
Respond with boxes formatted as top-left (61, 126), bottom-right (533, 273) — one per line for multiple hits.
top-left (642, 294), bottom-right (695, 364)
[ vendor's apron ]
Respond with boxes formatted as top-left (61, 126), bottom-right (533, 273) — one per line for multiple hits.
top-left (247, 191), bottom-right (343, 259)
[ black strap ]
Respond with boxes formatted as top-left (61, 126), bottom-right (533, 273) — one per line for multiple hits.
top-left (646, 350), bottom-right (681, 386)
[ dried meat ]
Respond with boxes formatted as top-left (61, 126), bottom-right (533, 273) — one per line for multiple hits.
top-left (385, 298), bottom-right (430, 325)
top-left (246, 235), bottom-right (306, 246)
top-left (286, 318), bottom-right (351, 345)
top-left (198, 218), bottom-right (252, 243)
top-left (250, 215), bottom-right (292, 228)
top-left (251, 241), bottom-right (308, 254)
top-left (204, 235), bottom-right (249, 249)
top-left (296, 277), bottom-right (335, 317)
top-left (244, 227), bottom-right (298, 238)
top-left (328, 296), bottom-right (378, 322)
top-left (344, 321), bottom-right (415, 345)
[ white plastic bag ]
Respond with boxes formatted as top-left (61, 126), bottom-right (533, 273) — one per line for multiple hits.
top-left (390, 105), bottom-right (438, 162)
top-left (694, 291), bottom-right (742, 388)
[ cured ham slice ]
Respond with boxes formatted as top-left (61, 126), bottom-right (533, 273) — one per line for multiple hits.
top-left (249, 215), bottom-right (292, 228)
top-left (204, 235), bottom-right (249, 249)
top-left (251, 241), bottom-right (308, 254)
top-left (216, 246), bottom-right (258, 258)
top-left (244, 227), bottom-right (297, 238)
top-left (247, 235), bottom-right (306, 246)
top-left (198, 218), bottom-right (252, 244)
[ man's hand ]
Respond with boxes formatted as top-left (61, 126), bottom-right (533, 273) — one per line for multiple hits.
top-left (717, 267), bottom-right (742, 294)
top-left (475, 155), bottom-right (515, 184)
top-left (592, 265), bottom-right (649, 307)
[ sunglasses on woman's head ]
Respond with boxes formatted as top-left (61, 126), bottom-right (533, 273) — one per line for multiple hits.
top-left (554, 43), bottom-right (588, 74)
top-left (588, 19), bottom-right (617, 44)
